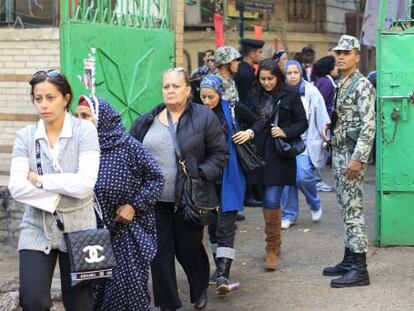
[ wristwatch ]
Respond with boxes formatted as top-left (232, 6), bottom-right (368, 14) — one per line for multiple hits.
top-left (247, 129), bottom-right (255, 139)
top-left (34, 177), bottom-right (43, 188)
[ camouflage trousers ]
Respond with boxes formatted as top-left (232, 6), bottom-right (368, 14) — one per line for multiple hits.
top-left (332, 146), bottom-right (368, 253)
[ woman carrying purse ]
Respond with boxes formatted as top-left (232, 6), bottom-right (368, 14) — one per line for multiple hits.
top-left (199, 74), bottom-right (260, 296)
top-left (8, 69), bottom-right (100, 311)
top-left (247, 59), bottom-right (308, 270)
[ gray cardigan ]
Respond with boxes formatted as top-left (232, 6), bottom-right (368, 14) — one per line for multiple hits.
top-left (10, 114), bottom-right (100, 254)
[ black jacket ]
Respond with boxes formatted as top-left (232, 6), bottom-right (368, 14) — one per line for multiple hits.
top-left (130, 102), bottom-right (229, 184)
top-left (247, 84), bottom-right (308, 186)
top-left (234, 61), bottom-right (256, 106)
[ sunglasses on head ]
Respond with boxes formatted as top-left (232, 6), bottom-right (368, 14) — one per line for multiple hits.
top-left (32, 69), bottom-right (63, 79)
top-left (164, 67), bottom-right (187, 74)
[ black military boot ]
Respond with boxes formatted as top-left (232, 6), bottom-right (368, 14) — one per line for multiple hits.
top-left (323, 247), bottom-right (353, 276)
top-left (216, 257), bottom-right (232, 296)
top-left (330, 252), bottom-right (370, 288)
top-left (209, 253), bottom-right (218, 285)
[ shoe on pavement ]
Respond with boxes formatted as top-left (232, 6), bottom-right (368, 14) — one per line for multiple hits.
top-left (281, 219), bottom-right (294, 229)
top-left (311, 208), bottom-right (322, 222)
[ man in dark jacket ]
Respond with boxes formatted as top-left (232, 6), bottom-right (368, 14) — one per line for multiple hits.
top-left (234, 39), bottom-right (265, 207)
top-left (234, 39), bottom-right (265, 106)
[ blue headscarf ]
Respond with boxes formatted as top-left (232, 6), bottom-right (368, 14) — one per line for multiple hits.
top-left (200, 75), bottom-right (245, 212)
top-left (79, 95), bottom-right (128, 152)
top-left (285, 60), bottom-right (306, 96)
top-left (200, 74), bottom-right (225, 96)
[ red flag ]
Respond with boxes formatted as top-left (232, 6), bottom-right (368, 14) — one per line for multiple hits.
top-left (214, 13), bottom-right (224, 47)
top-left (254, 25), bottom-right (263, 39)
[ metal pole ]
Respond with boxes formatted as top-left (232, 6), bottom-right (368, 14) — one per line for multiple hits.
top-left (239, 5), bottom-right (244, 40)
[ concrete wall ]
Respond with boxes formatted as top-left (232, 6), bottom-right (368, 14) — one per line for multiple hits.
top-left (325, 0), bottom-right (360, 34)
top-left (0, 28), bottom-right (60, 176)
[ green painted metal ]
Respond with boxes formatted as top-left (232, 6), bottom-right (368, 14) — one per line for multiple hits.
top-left (60, 0), bottom-right (174, 129)
top-left (375, 0), bottom-right (414, 246)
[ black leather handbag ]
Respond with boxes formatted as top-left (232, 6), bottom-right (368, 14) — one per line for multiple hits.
top-left (35, 141), bottom-right (116, 287)
top-left (229, 104), bottom-right (265, 172)
top-left (273, 101), bottom-right (306, 158)
top-left (167, 111), bottom-right (218, 226)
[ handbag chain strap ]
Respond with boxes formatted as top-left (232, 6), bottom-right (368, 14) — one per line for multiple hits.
top-left (166, 110), bottom-right (188, 175)
top-left (35, 140), bottom-right (105, 232)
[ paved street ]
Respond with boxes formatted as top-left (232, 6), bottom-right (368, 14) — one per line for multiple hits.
top-left (1, 166), bottom-right (414, 310)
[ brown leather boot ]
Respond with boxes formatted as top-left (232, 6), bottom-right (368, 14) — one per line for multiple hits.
top-left (263, 208), bottom-right (281, 270)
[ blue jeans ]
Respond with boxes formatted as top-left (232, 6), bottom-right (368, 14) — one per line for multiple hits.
top-left (281, 155), bottom-right (321, 221)
top-left (263, 185), bottom-right (285, 209)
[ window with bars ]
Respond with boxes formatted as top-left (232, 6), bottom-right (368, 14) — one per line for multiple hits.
top-left (288, 0), bottom-right (313, 22)
top-left (0, 0), bottom-right (58, 27)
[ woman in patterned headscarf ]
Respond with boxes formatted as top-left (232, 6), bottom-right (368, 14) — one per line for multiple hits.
top-left (200, 74), bottom-right (259, 296)
top-left (75, 96), bottom-right (164, 311)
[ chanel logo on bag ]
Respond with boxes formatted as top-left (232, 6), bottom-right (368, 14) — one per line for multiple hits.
top-left (83, 245), bottom-right (105, 263)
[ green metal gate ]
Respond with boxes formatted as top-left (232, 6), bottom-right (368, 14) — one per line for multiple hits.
top-left (60, 0), bottom-right (175, 129)
top-left (375, 1), bottom-right (414, 246)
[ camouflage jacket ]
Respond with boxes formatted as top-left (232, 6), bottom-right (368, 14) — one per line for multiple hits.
top-left (215, 72), bottom-right (239, 104)
top-left (332, 70), bottom-right (376, 163)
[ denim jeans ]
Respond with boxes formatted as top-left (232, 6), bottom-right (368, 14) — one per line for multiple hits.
top-left (263, 185), bottom-right (285, 209)
top-left (281, 155), bottom-right (321, 221)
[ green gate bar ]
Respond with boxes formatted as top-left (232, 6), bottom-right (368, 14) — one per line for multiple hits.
top-left (60, 0), bottom-right (174, 129)
top-left (375, 0), bottom-right (414, 246)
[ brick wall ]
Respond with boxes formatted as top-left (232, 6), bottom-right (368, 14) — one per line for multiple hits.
top-left (0, 28), bottom-right (60, 176)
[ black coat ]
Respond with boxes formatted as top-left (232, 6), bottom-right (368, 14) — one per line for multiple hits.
top-left (247, 85), bottom-right (308, 186)
top-left (234, 61), bottom-right (256, 106)
top-left (130, 102), bottom-right (229, 201)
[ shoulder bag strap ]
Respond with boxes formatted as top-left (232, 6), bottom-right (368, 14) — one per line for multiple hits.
top-left (272, 99), bottom-right (282, 126)
top-left (229, 103), bottom-right (239, 132)
top-left (35, 140), bottom-right (65, 231)
top-left (166, 110), bottom-right (187, 175)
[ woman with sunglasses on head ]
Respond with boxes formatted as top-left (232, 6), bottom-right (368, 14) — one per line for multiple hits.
top-left (280, 60), bottom-right (331, 229)
top-left (247, 59), bottom-right (308, 270)
top-left (199, 74), bottom-right (259, 296)
top-left (8, 69), bottom-right (100, 311)
top-left (130, 67), bottom-right (228, 311)
top-left (75, 96), bottom-right (164, 311)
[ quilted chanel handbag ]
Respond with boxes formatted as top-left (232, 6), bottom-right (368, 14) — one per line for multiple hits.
top-left (35, 142), bottom-right (116, 286)
top-left (167, 111), bottom-right (218, 226)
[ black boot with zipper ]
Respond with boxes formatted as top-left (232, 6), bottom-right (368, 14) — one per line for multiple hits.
top-left (216, 257), bottom-right (232, 296)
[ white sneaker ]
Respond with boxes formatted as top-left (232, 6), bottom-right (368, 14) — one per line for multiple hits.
top-left (281, 219), bottom-right (294, 229)
top-left (311, 208), bottom-right (322, 222)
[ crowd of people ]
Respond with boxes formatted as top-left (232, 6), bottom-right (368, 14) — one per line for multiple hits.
top-left (8, 34), bottom-right (376, 311)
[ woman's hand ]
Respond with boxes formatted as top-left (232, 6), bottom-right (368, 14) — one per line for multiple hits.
top-left (232, 130), bottom-right (252, 144)
top-left (270, 124), bottom-right (287, 138)
top-left (27, 171), bottom-right (39, 185)
top-left (114, 204), bottom-right (135, 224)
top-left (322, 124), bottom-right (331, 143)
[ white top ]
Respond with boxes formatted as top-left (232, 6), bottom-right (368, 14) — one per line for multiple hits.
top-left (9, 114), bottom-right (100, 213)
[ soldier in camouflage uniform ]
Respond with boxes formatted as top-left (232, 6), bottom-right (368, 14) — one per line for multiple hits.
top-left (322, 35), bottom-right (376, 288)
top-left (213, 46), bottom-right (241, 104)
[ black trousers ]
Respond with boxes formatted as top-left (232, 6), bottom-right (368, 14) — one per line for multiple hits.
top-left (19, 249), bottom-right (93, 311)
top-left (151, 202), bottom-right (209, 309)
top-left (208, 210), bottom-right (238, 249)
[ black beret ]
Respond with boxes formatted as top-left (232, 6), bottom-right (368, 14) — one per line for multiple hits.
top-left (240, 39), bottom-right (265, 49)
